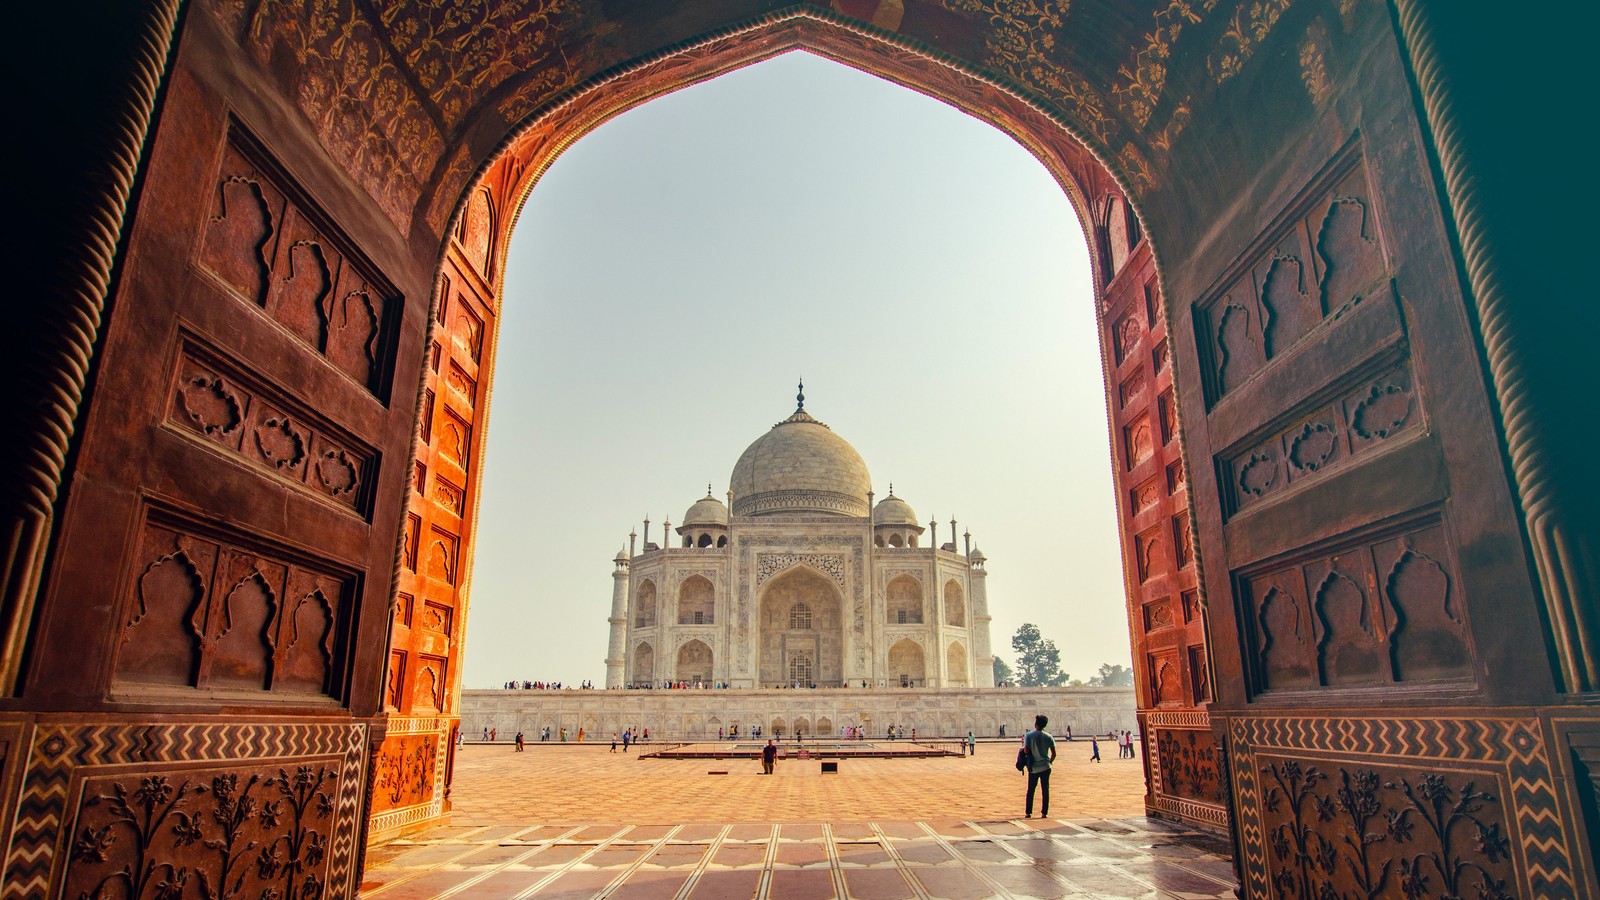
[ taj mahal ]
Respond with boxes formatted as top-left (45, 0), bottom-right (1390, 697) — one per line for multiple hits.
top-left (609, 385), bottom-right (994, 691)
top-left (461, 388), bottom-right (1135, 742)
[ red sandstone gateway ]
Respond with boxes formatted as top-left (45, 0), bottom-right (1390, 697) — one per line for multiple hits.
top-left (2, 2), bottom-right (1592, 898)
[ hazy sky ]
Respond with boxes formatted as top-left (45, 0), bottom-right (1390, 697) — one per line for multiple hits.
top-left (461, 51), bottom-right (1129, 688)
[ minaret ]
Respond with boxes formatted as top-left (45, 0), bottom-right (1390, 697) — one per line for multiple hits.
top-left (970, 546), bottom-right (995, 687)
top-left (605, 548), bottom-right (630, 688)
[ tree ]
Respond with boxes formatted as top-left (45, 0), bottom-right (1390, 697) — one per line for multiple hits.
top-left (993, 656), bottom-right (1014, 686)
top-left (1088, 662), bottom-right (1134, 687)
top-left (1011, 623), bottom-right (1069, 687)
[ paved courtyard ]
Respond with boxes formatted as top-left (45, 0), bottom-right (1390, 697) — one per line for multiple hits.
top-left (361, 742), bottom-right (1237, 898)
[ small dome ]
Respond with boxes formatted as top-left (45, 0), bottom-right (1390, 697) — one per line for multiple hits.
top-left (729, 389), bottom-right (871, 518)
top-left (614, 548), bottom-right (628, 562)
top-left (873, 490), bottom-right (919, 526)
top-left (683, 489), bottom-right (729, 527)
top-left (969, 547), bottom-right (986, 561)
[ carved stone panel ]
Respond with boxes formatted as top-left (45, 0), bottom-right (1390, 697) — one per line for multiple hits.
top-left (200, 129), bottom-right (398, 394)
top-left (170, 340), bottom-right (378, 515)
top-left (117, 513), bottom-right (354, 700)
top-left (1202, 154), bottom-right (1388, 404)
top-left (371, 733), bottom-right (438, 814)
top-left (1256, 759), bottom-right (1515, 900)
top-left (1224, 362), bottom-right (1420, 515)
top-left (1240, 518), bottom-right (1471, 695)
top-left (5, 722), bottom-right (363, 898)
top-left (1155, 728), bottom-right (1223, 805)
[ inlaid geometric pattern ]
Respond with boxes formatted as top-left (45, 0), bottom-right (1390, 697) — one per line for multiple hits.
top-left (1227, 714), bottom-right (1577, 899)
top-left (362, 817), bottom-right (1236, 899)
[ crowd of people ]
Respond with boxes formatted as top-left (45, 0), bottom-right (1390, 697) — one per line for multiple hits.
top-left (626, 680), bottom-right (730, 690)
top-left (501, 679), bottom-right (597, 690)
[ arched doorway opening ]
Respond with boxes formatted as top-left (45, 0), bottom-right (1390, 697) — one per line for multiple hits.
top-left (395, 13), bottom-right (1201, 842)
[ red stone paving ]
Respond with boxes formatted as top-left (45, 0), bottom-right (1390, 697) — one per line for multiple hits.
top-left (361, 744), bottom-right (1236, 898)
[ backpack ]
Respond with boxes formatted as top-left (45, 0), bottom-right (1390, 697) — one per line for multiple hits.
top-left (1015, 743), bottom-right (1031, 772)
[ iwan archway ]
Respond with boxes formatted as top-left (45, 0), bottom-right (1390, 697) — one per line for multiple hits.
top-left (5, 2), bottom-right (1594, 898)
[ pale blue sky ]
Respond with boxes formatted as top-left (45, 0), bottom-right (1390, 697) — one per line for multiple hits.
top-left (462, 51), bottom-right (1129, 687)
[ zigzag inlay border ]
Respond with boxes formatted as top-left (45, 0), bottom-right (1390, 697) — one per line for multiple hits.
top-left (1227, 714), bottom-right (1576, 899)
top-left (1, 719), bottom-right (367, 900)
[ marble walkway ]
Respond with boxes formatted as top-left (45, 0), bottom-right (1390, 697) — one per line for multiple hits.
top-left (360, 743), bottom-right (1237, 899)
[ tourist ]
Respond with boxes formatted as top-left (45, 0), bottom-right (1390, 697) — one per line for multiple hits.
top-left (577, 728), bottom-right (585, 742)
top-left (1023, 714), bottom-right (1057, 819)
top-left (491, 727), bottom-right (497, 742)
top-left (1089, 736), bottom-right (1101, 763)
top-left (559, 727), bottom-right (566, 742)
top-left (515, 730), bottom-right (525, 752)
top-left (762, 739), bottom-right (778, 775)
top-left (642, 727), bottom-right (649, 742)
top-left (611, 734), bottom-right (618, 753)
top-left (622, 729), bottom-right (630, 752)
top-left (482, 727), bottom-right (488, 742)
top-left (719, 727), bottom-right (725, 741)
top-left (967, 731), bottom-right (976, 756)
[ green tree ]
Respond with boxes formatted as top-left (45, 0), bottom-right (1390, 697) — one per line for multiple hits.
top-left (1088, 662), bottom-right (1134, 687)
top-left (993, 656), bottom-right (1014, 686)
top-left (1011, 623), bottom-right (1069, 687)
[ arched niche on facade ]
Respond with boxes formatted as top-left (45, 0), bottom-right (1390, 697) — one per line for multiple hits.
top-left (676, 639), bottom-right (712, 684)
top-left (888, 639), bottom-right (925, 687)
top-left (757, 566), bottom-right (844, 687)
top-left (678, 575), bottom-right (714, 624)
top-left (947, 641), bottom-right (969, 685)
top-left (635, 579), bottom-right (656, 627)
top-left (887, 575), bottom-right (923, 624)
top-left (944, 579), bottom-right (966, 627)
top-left (633, 642), bottom-right (654, 685)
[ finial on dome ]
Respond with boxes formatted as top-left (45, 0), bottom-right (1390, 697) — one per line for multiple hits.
top-left (888, 482), bottom-right (895, 497)
top-left (706, 483), bottom-right (714, 498)
top-left (796, 378), bottom-right (805, 412)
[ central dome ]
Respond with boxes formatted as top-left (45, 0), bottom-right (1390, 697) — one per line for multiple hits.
top-left (730, 395), bottom-right (871, 518)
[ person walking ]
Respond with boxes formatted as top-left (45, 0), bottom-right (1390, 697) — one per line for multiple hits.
top-left (622, 729), bottom-right (630, 753)
top-left (967, 731), bottom-right (976, 756)
top-left (1023, 714), bottom-right (1057, 819)
top-left (514, 731), bottom-right (525, 752)
top-left (1089, 736), bottom-right (1101, 763)
top-left (482, 727), bottom-right (488, 742)
top-left (762, 739), bottom-right (778, 775)
top-left (611, 734), bottom-right (618, 753)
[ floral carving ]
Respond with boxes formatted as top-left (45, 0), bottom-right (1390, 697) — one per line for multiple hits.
top-left (63, 766), bottom-right (335, 900)
top-left (180, 376), bottom-right (242, 436)
top-left (1156, 728), bottom-right (1221, 804)
top-left (1239, 450), bottom-right (1278, 497)
top-left (1260, 761), bottom-right (1514, 900)
top-left (1352, 383), bottom-right (1413, 439)
top-left (1288, 422), bottom-right (1338, 472)
top-left (255, 417), bottom-right (306, 469)
top-left (314, 450), bottom-right (358, 497)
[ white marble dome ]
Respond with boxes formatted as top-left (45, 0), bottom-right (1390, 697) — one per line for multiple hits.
top-left (682, 491), bottom-right (729, 527)
top-left (730, 405), bottom-right (871, 518)
top-left (872, 492), bottom-right (919, 526)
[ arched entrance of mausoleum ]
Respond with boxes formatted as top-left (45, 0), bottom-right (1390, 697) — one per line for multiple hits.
top-left (758, 566), bottom-right (846, 688)
top-left (11, 3), bottom-right (1595, 898)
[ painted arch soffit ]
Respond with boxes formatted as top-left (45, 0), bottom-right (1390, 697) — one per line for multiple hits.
top-left (416, 3), bottom-right (1199, 250)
